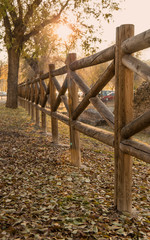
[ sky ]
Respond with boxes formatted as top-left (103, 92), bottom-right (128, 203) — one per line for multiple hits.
top-left (100, 0), bottom-right (150, 59)
top-left (0, 0), bottom-right (150, 62)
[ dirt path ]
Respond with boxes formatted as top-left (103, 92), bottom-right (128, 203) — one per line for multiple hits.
top-left (0, 103), bottom-right (149, 239)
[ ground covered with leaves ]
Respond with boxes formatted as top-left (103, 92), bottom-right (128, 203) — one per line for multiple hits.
top-left (0, 103), bottom-right (149, 240)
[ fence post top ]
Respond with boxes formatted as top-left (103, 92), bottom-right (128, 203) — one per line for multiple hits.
top-left (66, 53), bottom-right (77, 65)
top-left (49, 63), bottom-right (55, 67)
top-left (49, 64), bottom-right (55, 71)
top-left (117, 24), bottom-right (135, 34)
top-left (118, 24), bottom-right (134, 28)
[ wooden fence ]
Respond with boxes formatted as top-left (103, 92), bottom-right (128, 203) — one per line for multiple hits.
top-left (18, 24), bottom-right (150, 213)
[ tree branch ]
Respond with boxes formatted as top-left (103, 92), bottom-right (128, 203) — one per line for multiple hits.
top-left (17, 0), bottom-right (23, 19)
top-left (24, 0), bottom-right (42, 25)
top-left (23, 0), bottom-right (70, 43)
top-left (59, 0), bottom-right (70, 15)
top-left (8, 2), bottom-right (18, 25)
top-left (23, 15), bottom-right (59, 42)
top-left (2, 9), bottom-right (12, 43)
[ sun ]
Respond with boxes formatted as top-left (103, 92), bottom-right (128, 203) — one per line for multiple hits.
top-left (56, 24), bottom-right (73, 42)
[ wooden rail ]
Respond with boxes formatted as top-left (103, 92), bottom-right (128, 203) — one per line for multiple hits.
top-left (18, 24), bottom-right (150, 213)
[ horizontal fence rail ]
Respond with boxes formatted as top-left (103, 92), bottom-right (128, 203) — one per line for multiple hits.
top-left (18, 24), bottom-right (150, 213)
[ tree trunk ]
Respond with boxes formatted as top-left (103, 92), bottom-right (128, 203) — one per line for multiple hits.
top-left (6, 47), bottom-right (20, 109)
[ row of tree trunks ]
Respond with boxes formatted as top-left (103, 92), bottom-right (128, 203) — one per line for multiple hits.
top-left (122, 54), bottom-right (150, 82)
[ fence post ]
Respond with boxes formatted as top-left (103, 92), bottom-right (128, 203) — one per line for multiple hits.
top-left (20, 87), bottom-right (23, 107)
top-left (18, 85), bottom-right (21, 107)
top-left (41, 110), bottom-right (46, 133)
top-left (49, 64), bottom-right (58, 143)
top-left (35, 82), bottom-right (40, 126)
top-left (40, 72), bottom-right (47, 133)
top-left (31, 81), bottom-right (35, 121)
top-left (22, 87), bottom-right (25, 108)
top-left (66, 53), bottom-right (81, 167)
top-left (115, 24), bottom-right (134, 212)
top-left (25, 81), bottom-right (28, 111)
top-left (27, 83), bottom-right (31, 116)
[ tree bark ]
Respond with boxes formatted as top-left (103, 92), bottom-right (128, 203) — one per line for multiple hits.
top-left (6, 47), bottom-right (20, 108)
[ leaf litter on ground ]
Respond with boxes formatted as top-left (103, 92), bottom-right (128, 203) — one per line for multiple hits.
top-left (0, 103), bottom-right (149, 240)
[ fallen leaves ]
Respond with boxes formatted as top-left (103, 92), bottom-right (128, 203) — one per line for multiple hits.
top-left (0, 103), bottom-right (149, 239)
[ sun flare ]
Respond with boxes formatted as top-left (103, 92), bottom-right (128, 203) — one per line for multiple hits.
top-left (56, 24), bottom-right (73, 42)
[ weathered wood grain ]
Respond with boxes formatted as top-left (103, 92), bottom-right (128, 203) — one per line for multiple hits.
top-left (114, 24), bottom-right (134, 213)
top-left (71, 62), bottom-right (115, 128)
top-left (70, 45), bottom-right (115, 70)
top-left (122, 29), bottom-right (150, 54)
top-left (53, 75), bottom-right (68, 112)
top-left (121, 110), bottom-right (150, 139)
top-left (67, 53), bottom-right (81, 167)
top-left (49, 64), bottom-right (58, 143)
top-left (52, 112), bottom-right (114, 146)
top-left (120, 139), bottom-right (150, 164)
